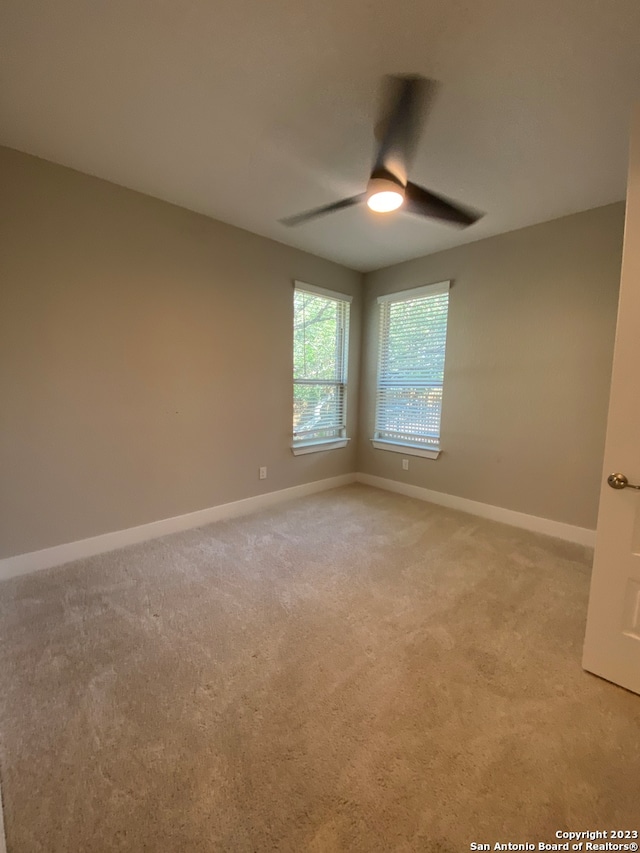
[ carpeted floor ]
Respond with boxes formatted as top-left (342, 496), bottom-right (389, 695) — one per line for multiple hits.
top-left (0, 484), bottom-right (638, 852)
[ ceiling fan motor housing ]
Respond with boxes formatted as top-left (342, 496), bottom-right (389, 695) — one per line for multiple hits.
top-left (367, 170), bottom-right (405, 195)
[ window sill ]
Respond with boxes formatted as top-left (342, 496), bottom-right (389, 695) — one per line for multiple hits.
top-left (291, 438), bottom-right (350, 456)
top-left (371, 439), bottom-right (440, 460)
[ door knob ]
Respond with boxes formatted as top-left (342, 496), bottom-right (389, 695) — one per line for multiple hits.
top-left (607, 473), bottom-right (640, 490)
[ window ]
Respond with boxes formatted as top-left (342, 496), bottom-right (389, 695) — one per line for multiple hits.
top-left (373, 281), bottom-right (450, 459)
top-left (292, 281), bottom-right (352, 455)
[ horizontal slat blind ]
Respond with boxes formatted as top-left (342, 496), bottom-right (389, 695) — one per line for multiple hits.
top-left (375, 283), bottom-right (450, 449)
top-left (293, 284), bottom-right (350, 444)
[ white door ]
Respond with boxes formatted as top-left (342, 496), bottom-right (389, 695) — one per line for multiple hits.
top-left (583, 107), bottom-right (640, 695)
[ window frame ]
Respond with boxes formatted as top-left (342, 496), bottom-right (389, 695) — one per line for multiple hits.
top-left (372, 280), bottom-right (451, 460)
top-left (292, 281), bottom-right (352, 456)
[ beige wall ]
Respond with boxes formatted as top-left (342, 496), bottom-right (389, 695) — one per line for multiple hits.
top-left (0, 145), bottom-right (624, 558)
top-left (358, 203), bottom-right (624, 529)
top-left (0, 147), bottom-right (362, 558)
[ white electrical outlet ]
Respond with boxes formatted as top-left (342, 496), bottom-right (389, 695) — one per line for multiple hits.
top-left (402, 458), bottom-right (409, 471)
top-left (259, 466), bottom-right (267, 480)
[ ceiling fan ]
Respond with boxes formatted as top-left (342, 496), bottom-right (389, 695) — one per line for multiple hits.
top-left (280, 74), bottom-right (483, 229)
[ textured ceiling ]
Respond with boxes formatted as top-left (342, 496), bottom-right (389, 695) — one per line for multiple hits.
top-left (2, 0), bottom-right (640, 271)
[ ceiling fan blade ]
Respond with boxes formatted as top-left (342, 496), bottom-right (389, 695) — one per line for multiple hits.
top-left (372, 75), bottom-right (435, 184)
top-left (279, 194), bottom-right (366, 227)
top-left (404, 181), bottom-right (483, 227)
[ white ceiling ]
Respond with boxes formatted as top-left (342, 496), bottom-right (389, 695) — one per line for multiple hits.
top-left (2, 0), bottom-right (640, 271)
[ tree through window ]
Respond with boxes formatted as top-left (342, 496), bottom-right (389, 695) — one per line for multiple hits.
top-left (293, 282), bottom-right (351, 453)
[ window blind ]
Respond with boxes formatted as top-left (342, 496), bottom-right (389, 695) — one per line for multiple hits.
top-left (375, 281), bottom-right (450, 450)
top-left (293, 283), bottom-right (351, 446)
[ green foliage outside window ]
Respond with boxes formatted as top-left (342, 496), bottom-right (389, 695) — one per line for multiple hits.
top-left (293, 289), bottom-right (349, 443)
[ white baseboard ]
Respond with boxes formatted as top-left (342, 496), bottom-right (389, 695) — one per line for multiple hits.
top-left (0, 470), bottom-right (596, 581)
top-left (0, 474), bottom-right (357, 581)
top-left (356, 473), bottom-right (596, 547)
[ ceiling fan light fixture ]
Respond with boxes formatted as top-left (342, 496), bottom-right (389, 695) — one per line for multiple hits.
top-left (366, 176), bottom-right (405, 213)
top-left (280, 75), bottom-right (483, 229)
